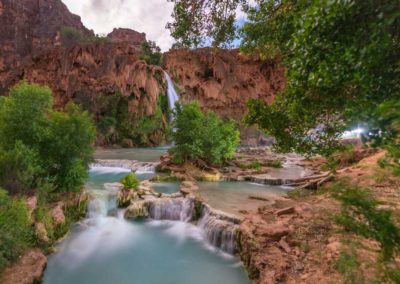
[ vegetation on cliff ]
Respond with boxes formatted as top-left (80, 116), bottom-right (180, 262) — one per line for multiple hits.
top-left (74, 91), bottom-right (169, 147)
top-left (169, 101), bottom-right (240, 165)
top-left (140, 40), bottom-right (163, 66)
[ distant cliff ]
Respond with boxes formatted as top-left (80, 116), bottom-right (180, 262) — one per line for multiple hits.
top-left (163, 48), bottom-right (285, 120)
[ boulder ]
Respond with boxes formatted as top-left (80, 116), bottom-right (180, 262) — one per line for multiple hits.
top-left (125, 200), bottom-right (149, 219)
top-left (0, 249), bottom-right (47, 284)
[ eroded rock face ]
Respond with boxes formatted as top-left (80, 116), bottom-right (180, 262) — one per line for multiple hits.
top-left (22, 43), bottom-right (165, 110)
top-left (107, 28), bottom-right (146, 52)
top-left (0, 0), bottom-right (169, 146)
top-left (163, 48), bottom-right (285, 119)
top-left (0, 0), bottom-right (93, 93)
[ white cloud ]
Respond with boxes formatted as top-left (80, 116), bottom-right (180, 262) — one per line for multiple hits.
top-left (61, 0), bottom-right (175, 51)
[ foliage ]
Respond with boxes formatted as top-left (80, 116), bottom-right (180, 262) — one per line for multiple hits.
top-left (0, 141), bottom-right (42, 193)
top-left (74, 91), bottom-right (169, 146)
top-left (120, 173), bottom-right (140, 190)
top-left (169, 101), bottom-right (240, 165)
top-left (0, 82), bottom-right (96, 193)
top-left (166, 0), bottom-right (245, 47)
top-left (335, 250), bottom-right (364, 284)
top-left (0, 189), bottom-right (33, 271)
top-left (331, 182), bottom-right (400, 262)
top-left (140, 40), bottom-right (163, 65)
top-left (244, 0), bottom-right (400, 157)
top-left (371, 100), bottom-right (400, 176)
top-left (60, 26), bottom-right (110, 47)
top-left (168, 0), bottom-right (400, 159)
top-left (44, 103), bottom-right (96, 192)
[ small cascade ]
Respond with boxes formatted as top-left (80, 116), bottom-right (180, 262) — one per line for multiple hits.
top-left (164, 72), bottom-right (180, 120)
top-left (136, 164), bottom-right (156, 175)
top-left (148, 198), bottom-right (195, 222)
top-left (198, 206), bottom-right (240, 254)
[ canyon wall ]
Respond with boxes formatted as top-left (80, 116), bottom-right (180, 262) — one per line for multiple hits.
top-left (0, 0), bottom-right (168, 146)
top-left (163, 48), bottom-right (285, 120)
top-left (0, 0), bottom-right (285, 146)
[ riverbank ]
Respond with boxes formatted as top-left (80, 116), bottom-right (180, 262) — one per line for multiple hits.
top-left (0, 190), bottom-right (88, 284)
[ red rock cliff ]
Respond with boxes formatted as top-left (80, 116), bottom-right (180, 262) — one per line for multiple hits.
top-left (163, 48), bottom-right (285, 119)
top-left (0, 0), bottom-right (167, 146)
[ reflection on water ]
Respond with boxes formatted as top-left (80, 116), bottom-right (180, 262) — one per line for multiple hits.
top-left (94, 147), bottom-right (168, 162)
top-left (151, 182), bottom-right (180, 194)
top-left (43, 167), bottom-right (249, 284)
top-left (196, 182), bottom-right (290, 215)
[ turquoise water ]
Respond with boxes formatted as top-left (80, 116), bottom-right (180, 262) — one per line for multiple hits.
top-left (151, 182), bottom-right (180, 194)
top-left (43, 167), bottom-right (250, 284)
top-left (94, 147), bottom-right (168, 162)
top-left (196, 181), bottom-right (290, 215)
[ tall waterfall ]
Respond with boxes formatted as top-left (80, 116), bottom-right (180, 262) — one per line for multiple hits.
top-left (165, 72), bottom-right (180, 118)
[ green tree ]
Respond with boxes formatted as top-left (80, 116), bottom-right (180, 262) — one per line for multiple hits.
top-left (45, 103), bottom-right (96, 192)
top-left (170, 101), bottom-right (239, 165)
top-left (0, 141), bottom-right (42, 193)
top-left (168, 1), bottom-right (400, 163)
top-left (0, 82), bottom-right (96, 193)
top-left (166, 0), bottom-right (244, 47)
top-left (140, 40), bottom-right (163, 65)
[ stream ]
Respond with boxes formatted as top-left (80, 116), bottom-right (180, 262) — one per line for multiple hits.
top-left (43, 149), bottom-right (250, 284)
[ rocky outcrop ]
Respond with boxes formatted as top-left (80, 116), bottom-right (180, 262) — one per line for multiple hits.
top-left (107, 28), bottom-right (146, 52)
top-left (0, 249), bottom-right (47, 284)
top-left (0, 0), bottom-right (169, 146)
top-left (0, 0), bottom-right (93, 93)
top-left (163, 48), bottom-right (285, 119)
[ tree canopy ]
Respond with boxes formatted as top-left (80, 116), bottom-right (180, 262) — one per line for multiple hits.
top-left (167, 0), bottom-right (400, 161)
top-left (140, 40), bottom-right (163, 65)
top-left (0, 82), bottom-right (96, 193)
top-left (169, 101), bottom-right (240, 165)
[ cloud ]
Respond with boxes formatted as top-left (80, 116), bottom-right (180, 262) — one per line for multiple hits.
top-left (61, 0), bottom-right (175, 51)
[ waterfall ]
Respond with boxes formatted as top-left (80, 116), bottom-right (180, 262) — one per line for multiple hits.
top-left (164, 72), bottom-right (180, 119)
top-left (198, 206), bottom-right (239, 254)
top-left (147, 198), bottom-right (195, 222)
top-left (142, 197), bottom-right (240, 254)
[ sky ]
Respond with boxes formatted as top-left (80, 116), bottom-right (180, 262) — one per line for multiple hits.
top-left (61, 0), bottom-right (253, 52)
top-left (61, 0), bottom-right (175, 51)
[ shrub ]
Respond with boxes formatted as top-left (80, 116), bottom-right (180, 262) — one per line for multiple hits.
top-left (0, 189), bottom-right (33, 271)
top-left (120, 173), bottom-right (140, 190)
top-left (0, 141), bottom-right (42, 193)
top-left (140, 40), bottom-right (162, 66)
top-left (170, 101), bottom-right (240, 165)
top-left (0, 82), bottom-right (96, 193)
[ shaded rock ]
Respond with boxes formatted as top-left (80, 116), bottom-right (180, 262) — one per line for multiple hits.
top-left (50, 202), bottom-right (65, 225)
top-left (35, 223), bottom-right (49, 243)
top-left (260, 224), bottom-right (290, 241)
top-left (125, 200), bottom-right (150, 219)
top-left (276, 206), bottom-right (295, 216)
top-left (25, 196), bottom-right (37, 221)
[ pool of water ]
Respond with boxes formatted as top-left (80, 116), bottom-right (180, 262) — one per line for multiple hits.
top-left (94, 147), bottom-right (168, 162)
top-left (195, 181), bottom-right (290, 215)
top-left (151, 182), bottom-right (180, 194)
top-left (43, 167), bottom-right (250, 284)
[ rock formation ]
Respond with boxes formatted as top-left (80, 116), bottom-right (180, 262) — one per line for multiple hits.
top-left (163, 48), bottom-right (286, 119)
top-left (0, 0), bottom-right (169, 146)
